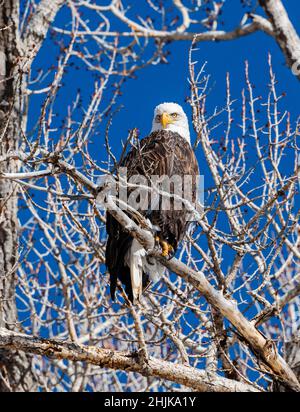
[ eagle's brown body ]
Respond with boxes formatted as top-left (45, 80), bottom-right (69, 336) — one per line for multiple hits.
top-left (105, 130), bottom-right (199, 302)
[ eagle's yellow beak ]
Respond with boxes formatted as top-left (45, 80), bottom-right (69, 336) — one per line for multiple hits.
top-left (161, 112), bottom-right (173, 129)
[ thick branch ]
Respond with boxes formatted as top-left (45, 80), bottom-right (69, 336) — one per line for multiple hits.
top-left (22, 0), bottom-right (64, 61)
top-left (0, 328), bottom-right (259, 392)
top-left (259, 0), bottom-right (300, 79)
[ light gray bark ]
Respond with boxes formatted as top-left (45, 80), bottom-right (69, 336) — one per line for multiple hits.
top-left (23, 0), bottom-right (65, 59)
top-left (0, 328), bottom-right (260, 392)
top-left (259, 0), bottom-right (300, 79)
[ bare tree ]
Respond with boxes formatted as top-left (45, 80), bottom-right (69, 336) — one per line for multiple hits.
top-left (0, 0), bottom-right (299, 392)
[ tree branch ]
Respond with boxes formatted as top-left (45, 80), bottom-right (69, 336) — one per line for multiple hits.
top-left (55, 17), bottom-right (274, 42)
top-left (22, 0), bottom-right (65, 61)
top-left (259, 0), bottom-right (300, 79)
top-left (253, 278), bottom-right (300, 327)
top-left (0, 327), bottom-right (260, 392)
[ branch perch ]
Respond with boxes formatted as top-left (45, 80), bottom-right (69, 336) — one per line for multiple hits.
top-left (0, 328), bottom-right (259, 392)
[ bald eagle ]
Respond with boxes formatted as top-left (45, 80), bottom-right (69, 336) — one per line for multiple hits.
top-left (105, 102), bottom-right (199, 303)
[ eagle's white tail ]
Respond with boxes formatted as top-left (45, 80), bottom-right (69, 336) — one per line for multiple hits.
top-left (128, 239), bottom-right (144, 302)
top-left (126, 238), bottom-right (165, 302)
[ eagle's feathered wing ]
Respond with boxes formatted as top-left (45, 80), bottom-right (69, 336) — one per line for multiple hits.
top-left (105, 130), bottom-right (199, 302)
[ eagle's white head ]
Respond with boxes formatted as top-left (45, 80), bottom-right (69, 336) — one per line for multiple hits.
top-left (151, 102), bottom-right (191, 144)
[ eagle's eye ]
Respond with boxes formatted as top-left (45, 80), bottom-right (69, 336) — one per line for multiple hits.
top-left (171, 113), bottom-right (178, 119)
top-left (155, 114), bottom-right (161, 123)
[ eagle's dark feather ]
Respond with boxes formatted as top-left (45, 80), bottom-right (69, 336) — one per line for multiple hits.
top-left (105, 130), bottom-right (199, 302)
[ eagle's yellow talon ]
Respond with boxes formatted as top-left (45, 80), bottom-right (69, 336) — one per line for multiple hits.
top-left (161, 249), bottom-right (169, 257)
top-left (156, 238), bottom-right (173, 257)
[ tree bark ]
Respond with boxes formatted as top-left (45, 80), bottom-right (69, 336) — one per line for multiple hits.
top-left (0, 0), bottom-right (35, 392)
top-left (0, 328), bottom-right (260, 392)
top-left (259, 0), bottom-right (300, 79)
top-left (273, 331), bottom-right (300, 392)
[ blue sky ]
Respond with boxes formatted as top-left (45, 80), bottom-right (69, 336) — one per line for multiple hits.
top-left (104, 0), bottom-right (300, 149)
top-left (28, 0), bottom-right (300, 156)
